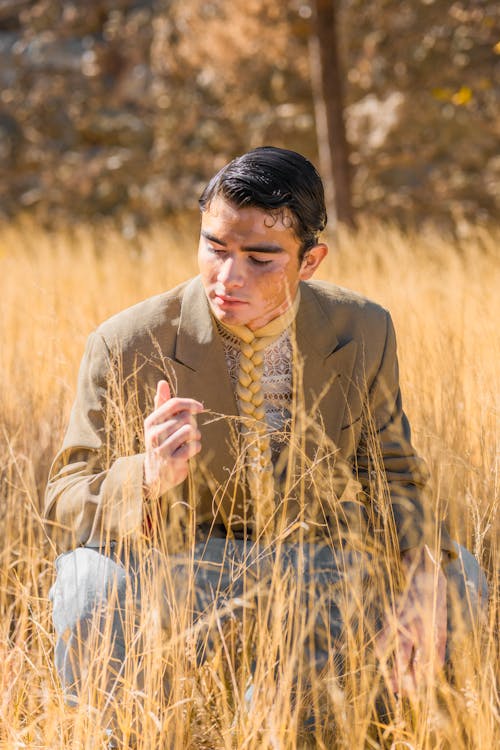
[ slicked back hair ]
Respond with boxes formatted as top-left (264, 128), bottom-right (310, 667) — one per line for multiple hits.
top-left (199, 146), bottom-right (327, 262)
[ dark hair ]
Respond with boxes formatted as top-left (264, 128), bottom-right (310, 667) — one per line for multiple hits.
top-left (199, 146), bottom-right (327, 261)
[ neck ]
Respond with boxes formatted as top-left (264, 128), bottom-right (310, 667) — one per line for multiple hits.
top-left (217, 290), bottom-right (301, 343)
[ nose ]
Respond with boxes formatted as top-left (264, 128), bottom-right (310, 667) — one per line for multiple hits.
top-left (217, 255), bottom-right (244, 288)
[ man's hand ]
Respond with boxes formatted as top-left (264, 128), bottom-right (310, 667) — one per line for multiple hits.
top-left (144, 380), bottom-right (204, 498)
top-left (375, 545), bottom-right (447, 696)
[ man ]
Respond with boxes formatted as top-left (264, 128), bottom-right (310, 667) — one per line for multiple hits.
top-left (46, 147), bottom-right (485, 718)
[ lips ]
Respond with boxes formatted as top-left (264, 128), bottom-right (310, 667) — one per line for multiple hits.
top-left (214, 293), bottom-right (247, 305)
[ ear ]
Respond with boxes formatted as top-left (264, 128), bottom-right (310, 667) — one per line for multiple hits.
top-left (298, 243), bottom-right (328, 280)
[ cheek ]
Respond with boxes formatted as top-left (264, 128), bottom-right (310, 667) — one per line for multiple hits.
top-left (257, 269), bottom-right (292, 306)
top-left (198, 250), bottom-right (217, 278)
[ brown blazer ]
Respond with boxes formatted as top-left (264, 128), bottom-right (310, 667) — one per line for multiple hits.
top-left (44, 276), bottom-right (453, 554)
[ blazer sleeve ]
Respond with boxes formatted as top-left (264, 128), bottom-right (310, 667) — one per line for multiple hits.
top-left (356, 311), bottom-right (454, 556)
top-left (44, 332), bottom-right (146, 550)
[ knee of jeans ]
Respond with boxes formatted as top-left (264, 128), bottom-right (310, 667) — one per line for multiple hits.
top-left (445, 542), bottom-right (488, 633)
top-left (50, 547), bottom-right (130, 635)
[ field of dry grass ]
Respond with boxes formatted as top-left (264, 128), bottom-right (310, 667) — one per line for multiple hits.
top-left (0, 217), bottom-right (498, 749)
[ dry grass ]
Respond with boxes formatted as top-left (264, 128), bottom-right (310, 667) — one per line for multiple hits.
top-left (0, 216), bottom-right (498, 749)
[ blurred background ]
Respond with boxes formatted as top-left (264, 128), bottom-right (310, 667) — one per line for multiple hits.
top-left (0, 6), bottom-right (498, 746)
top-left (0, 0), bottom-right (498, 235)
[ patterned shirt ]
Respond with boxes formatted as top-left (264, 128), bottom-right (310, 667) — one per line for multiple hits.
top-left (216, 321), bottom-right (293, 459)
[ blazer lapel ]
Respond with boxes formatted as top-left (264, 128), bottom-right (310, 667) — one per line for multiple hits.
top-left (173, 276), bottom-right (238, 416)
top-left (173, 277), bottom-right (358, 443)
top-left (167, 277), bottom-right (359, 521)
top-left (295, 282), bottom-right (358, 451)
top-left (172, 277), bottom-right (241, 508)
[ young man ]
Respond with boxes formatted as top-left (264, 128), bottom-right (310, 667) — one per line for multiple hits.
top-left (46, 147), bottom-right (485, 712)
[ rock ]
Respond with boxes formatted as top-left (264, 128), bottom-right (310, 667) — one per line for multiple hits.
top-left (14, 35), bottom-right (87, 73)
top-left (346, 92), bottom-right (404, 152)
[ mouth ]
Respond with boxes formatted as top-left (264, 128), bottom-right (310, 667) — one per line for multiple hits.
top-left (213, 293), bottom-right (247, 306)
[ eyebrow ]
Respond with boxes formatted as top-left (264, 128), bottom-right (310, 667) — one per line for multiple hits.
top-left (201, 230), bottom-right (284, 254)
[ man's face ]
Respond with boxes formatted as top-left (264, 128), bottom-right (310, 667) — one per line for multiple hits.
top-left (198, 197), bottom-right (326, 331)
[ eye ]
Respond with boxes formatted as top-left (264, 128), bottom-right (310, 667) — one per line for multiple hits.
top-left (207, 245), bottom-right (227, 256)
top-left (249, 256), bottom-right (273, 266)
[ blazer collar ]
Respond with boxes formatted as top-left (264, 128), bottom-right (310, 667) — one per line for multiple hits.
top-left (175, 276), bottom-right (218, 371)
top-left (174, 276), bottom-right (239, 418)
top-left (295, 281), bottom-right (357, 449)
top-left (295, 280), bottom-right (340, 358)
top-left (174, 276), bottom-right (354, 450)
top-left (175, 277), bottom-right (341, 368)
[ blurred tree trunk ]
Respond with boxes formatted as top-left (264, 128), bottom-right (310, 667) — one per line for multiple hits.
top-left (309, 0), bottom-right (355, 228)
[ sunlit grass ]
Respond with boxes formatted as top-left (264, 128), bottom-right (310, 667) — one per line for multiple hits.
top-left (0, 216), bottom-right (498, 748)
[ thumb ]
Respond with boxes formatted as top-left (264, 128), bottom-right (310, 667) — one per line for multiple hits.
top-left (154, 379), bottom-right (171, 410)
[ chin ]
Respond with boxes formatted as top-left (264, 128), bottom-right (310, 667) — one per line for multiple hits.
top-left (209, 306), bottom-right (239, 325)
top-left (221, 311), bottom-right (248, 325)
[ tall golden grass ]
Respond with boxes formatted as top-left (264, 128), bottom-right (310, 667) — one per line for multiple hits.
top-left (0, 216), bottom-right (498, 749)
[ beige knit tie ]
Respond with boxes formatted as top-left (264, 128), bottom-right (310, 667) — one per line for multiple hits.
top-left (218, 292), bottom-right (300, 536)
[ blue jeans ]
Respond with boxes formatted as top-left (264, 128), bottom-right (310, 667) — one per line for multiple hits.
top-left (49, 538), bottom-right (487, 703)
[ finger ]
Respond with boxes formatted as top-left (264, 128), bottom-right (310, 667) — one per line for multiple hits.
top-left (154, 379), bottom-right (171, 410)
top-left (170, 439), bottom-right (202, 461)
top-left (148, 413), bottom-right (197, 447)
top-left (411, 647), bottom-right (421, 675)
top-left (435, 569), bottom-right (448, 665)
top-left (378, 629), bottom-right (410, 694)
top-left (147, 397), bottom-right (204, 426)
top-left (156, 423), bottom-right (201, 456)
